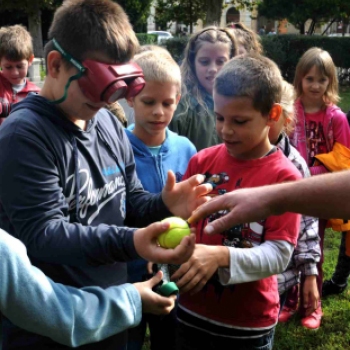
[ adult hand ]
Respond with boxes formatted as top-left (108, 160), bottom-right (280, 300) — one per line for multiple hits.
top-left (171, 244), bottom-right (229, 295)
top-left (134, 271), bottom-right (176, 315)
top-left (188, 187), bottom-right (275, 234)
top-left (133, 221), bottom-right (196, 265)
top-left (303, 275), bottom-right (320, 316)
top-left (162, 171), bottom-right (213, 219)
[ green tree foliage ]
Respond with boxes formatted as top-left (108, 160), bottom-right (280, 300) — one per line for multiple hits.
top-left (154, 0), bottom-right (263, 32)
top-left (258, 0), bottom-right (349, 35)
top-left (116, 0), bottom-right (153, 32)
top-left (0, 0), bottom-right (62, 57)
top-left (155, 0), bottom-right (206, 33)
top-left (0, 0), bottom-right (58, 11)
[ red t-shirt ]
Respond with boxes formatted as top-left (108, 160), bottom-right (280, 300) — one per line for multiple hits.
top-left (179, 144), bottom-right (301, 331)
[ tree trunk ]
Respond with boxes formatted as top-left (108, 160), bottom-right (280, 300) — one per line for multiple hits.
top-left (322, 18), bottom-right (336, 35)
top-left (299, 22), bottom-right (305, 35)
top-left (28, 1), bottom-right (43, 58)
top-left (308, 19), bottom-right (315, 35)
top-left (205, 0), bottom-right (222, 26)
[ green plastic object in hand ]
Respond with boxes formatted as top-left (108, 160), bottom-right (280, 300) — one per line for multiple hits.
top-left (157, 281), bottom-right (179, 296)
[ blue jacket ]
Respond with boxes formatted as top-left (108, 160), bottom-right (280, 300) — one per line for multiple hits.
top-left (0, 94), bottom-right (171, 349)
top-left (0, 229), bottom-right (141, 347)
top-left (125, 127), bottom-right (196, 282)
top-left (125, 127), bottom-right (196, 193)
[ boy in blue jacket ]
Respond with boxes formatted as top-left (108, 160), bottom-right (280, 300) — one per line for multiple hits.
top-left (0, 1), bottom-right (211, 349)
top-left (125, 50), bottom-right (196, 350)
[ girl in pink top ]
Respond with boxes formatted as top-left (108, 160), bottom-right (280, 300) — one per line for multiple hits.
top-left (284, 47), bottom-right (350, 330)
top-left (291, 48), bottom-right (350, 172)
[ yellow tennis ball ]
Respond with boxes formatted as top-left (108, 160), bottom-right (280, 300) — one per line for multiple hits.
top-left (158, 217), bottom-right (191, 249)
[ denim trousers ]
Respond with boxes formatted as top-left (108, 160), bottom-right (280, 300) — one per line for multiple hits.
top-left (176, 322), bottom-right (275, 350)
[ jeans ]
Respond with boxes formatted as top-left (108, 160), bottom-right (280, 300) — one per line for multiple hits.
top-left (127, 307), bottom-right (178, 350)
top-left (176, 322), bottom-right (275, 350)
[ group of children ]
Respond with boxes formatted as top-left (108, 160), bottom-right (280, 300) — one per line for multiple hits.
top-left (0, 1), bottom-right (349, 349)
top-left (168, 22), bottom-right (350, 334)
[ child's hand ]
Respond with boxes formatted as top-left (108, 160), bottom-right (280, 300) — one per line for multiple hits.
top-left (133, 221), bottom-right (196, 265)
top-left (303, 275), bottom-right (320, 316)
top-left (146, 261), bottom-right (154, 274)
top-left (134, 271), bottom-right (176, 315)
top-left (171, 244), bottom-right (229, 295)
top-left (161, 171), bottom-right (213, 219)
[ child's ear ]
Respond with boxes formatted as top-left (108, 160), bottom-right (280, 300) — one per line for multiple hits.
top-left (126, 97), bottom-right (134, 108)
top-left (27, 54), bottom-right (34, 66)
top-left (268, 104), bottom-right (282, 125)
top-left (176, 94), bottom-right (181, 104)
top-left (47, 51), bottom-right (64, 78)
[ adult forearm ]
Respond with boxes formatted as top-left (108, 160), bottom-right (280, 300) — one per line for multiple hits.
top-left (270, 171), bottom-right (350, 219)
top-left (189, 170), bottom-right (350, 236)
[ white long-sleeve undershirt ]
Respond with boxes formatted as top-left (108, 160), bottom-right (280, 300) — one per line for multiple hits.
top-left (218, 240), bottom-right (294, 285)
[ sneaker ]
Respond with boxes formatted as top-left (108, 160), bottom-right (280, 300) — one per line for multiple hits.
top-left (301, 307), bottom-right (323, 330)
top-left (322, 279), bottom-right (347, 297)
top-left (278, 306), bottom-right (296, 323)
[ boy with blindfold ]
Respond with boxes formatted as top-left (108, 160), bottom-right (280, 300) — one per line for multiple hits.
top-left (0, 1), bottom-right (212, 349)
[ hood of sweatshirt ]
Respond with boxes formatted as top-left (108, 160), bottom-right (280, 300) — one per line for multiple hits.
top-left (12, 93), bottom-right (98, 136)
top-left (125, 124), bottom-right (171, 158)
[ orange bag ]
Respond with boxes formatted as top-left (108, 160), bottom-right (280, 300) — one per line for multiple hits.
top-left (315, 142), bottom-right (350, 171)
top-left (315, 142), bottom-right (350, 256)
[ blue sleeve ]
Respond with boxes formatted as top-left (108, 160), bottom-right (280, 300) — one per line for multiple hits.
top-left (0, 229), bottom-right (142, 347)
top-left (0, 121), bottom-right (139, 266)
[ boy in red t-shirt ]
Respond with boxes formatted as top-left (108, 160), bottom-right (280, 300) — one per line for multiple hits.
top-left (172, 55), bottom-right (302, 350)
top-left (0, 24), bottom-right (40, 122)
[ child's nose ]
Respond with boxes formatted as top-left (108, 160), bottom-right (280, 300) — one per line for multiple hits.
top-left (221, 122), bottom-right (234, 136)
top-left (153, 105), bottom-right (164, 116)
top-left (208, 63), bottom-right (218, 73)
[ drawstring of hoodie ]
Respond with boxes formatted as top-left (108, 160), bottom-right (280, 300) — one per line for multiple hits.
top-left (71, 137), bottom-right (81, 223)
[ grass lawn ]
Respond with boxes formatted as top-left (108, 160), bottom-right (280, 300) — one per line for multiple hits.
top-left (339, 86), bottom-right (350, 112)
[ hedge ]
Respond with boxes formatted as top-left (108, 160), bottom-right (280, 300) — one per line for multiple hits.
top-left (135, 33), bottom-right (158, 45)
top-left (157, 34), bottom-right (350, 83)
top-left (261, 35), bottom-right (350, 82)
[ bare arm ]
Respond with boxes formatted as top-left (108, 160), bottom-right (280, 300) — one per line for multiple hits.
top-left (189, 171), bottom-right (350, 234)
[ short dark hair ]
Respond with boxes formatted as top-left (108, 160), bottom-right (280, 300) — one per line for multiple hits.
top-left (215, 54), bottom-right (283, 116)
top-left (0, 24), bottom-right (33, 61)
top-left (46, 0), bottom-right (139, 65)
